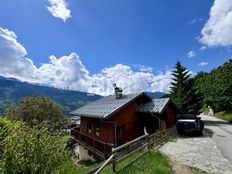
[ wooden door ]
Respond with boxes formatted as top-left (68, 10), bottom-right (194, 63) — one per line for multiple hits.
top-left (117, 124), bottom-right (124, 146)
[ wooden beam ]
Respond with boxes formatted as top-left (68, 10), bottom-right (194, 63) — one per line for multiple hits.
top-left (116, 143), bottom-right (148, 163)
top-left (94, 154), bottom-right (114, 174)
top-left (112, 134), bottom-right (148, 153)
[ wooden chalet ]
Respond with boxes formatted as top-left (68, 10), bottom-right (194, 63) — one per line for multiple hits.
top-left (70, 89), bottom-right (178, 160)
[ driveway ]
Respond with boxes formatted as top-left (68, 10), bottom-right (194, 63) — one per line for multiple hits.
top-left (159, 114), bottom-right (232, 174)
top-left (201, 114), bottom-right (232, 163)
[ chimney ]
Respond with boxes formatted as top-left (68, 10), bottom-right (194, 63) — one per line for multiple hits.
top-left (113, 83), bottom-right (123, 99)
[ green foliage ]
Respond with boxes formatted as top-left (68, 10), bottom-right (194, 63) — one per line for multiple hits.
top-left (4, 95), bottom-right (67, 130)
top-left (0, 118), bottom-right (23, 156)
top-left (215, 112), bottom-right (232, 123)
top-left (0, 118), bottom-right (76, 174)
top-left (194, 60), bottom-right (232, 112)
top-left (169, 61), bottom-right (201, 114)
top-left (0, 118), bottom-right (22, 140)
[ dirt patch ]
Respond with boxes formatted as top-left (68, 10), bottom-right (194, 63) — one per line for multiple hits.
top-left (168, 157), bottom-right (208, 174)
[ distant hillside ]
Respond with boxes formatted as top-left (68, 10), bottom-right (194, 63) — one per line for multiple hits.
top-left (0, 76), bottom-right (101, 115)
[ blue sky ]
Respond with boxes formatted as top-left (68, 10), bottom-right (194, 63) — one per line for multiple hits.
top-left (0, 0), bottom-right (232, 95)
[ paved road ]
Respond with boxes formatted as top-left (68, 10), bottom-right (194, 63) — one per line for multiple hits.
top-left (201, 114), bottom-right (232, 163)
top-left (160, 114), bottom-right (232, 174)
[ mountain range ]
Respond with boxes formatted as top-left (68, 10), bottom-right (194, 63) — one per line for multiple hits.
top-left (0, 76), bottom-right (165, 115)
top-left (0, 76), bottom-right (101, 115)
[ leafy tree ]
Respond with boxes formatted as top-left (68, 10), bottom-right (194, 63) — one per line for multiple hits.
top-left (0, 118), bottom-right (75, 174)
top-left (4, 95), bottom-right (67, 130)
top-left (170, 61), bottom-right (201, 114)
top-left (194, 59), bottom-right (232, 112)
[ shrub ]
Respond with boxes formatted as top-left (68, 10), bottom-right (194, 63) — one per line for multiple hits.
top-left (0, 118), bottom-right (74, 174)
top-left (216, 112), bottom-right (232, 123)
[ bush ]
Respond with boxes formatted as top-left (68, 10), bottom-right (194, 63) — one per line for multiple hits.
top-left (0, 118), bottom-right (22, 156)
top-left (0, 118), bottom-right (75, 174)
top-left (215, 112), bottom-right (232, 123)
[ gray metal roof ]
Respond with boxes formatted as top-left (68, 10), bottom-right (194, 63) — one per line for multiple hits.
top-left (136, 98), bottom-right (170, 114)
top-left (70, 93), bottom-right (145, 119)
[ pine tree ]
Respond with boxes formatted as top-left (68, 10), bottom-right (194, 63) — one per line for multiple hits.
top-left (170, 61), bottom-right (190, 91)
top-left (170, 61), bottom-right (200, 114)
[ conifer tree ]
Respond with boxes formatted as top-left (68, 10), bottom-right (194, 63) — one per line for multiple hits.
top-left (170, 61), bottom-right (200, 114)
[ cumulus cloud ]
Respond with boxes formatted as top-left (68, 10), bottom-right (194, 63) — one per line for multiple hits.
top-left (36, 53), bottom-right (92, 91)
top-left (47, 0), bottom-right (71, 22)
top-left (0, 27), bottom-right (172, 96)
top-left (0, 28), bottom-right (37, 82)
top-left (200, 0), bottom-right (232, 46)
top-left (187, 51), bottom-right (196, 58)
top-left (88, 64), bottom-right (171, 96)
top-left (198, 62), bottom-right (209, 66)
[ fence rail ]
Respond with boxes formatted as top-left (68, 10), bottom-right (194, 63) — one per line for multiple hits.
top-left (91, 128), bottom-right (170, 174)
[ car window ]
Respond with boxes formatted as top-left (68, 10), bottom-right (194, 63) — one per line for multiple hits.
top-left (178, 115), bottom-right (196, 119)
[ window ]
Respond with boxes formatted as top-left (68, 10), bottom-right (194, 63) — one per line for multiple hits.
top-left (117, 125), bottom-right (124, 138)
top-left (87, 122), bottom-right (92, 133)
top-left (95, 123), bottom-right (100, 136)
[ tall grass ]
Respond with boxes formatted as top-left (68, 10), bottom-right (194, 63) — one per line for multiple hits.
top-left (215, 112), bottom-right (232, 123)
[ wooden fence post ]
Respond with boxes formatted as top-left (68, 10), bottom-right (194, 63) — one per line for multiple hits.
top-left (112, 152), bottom-right (116, 173)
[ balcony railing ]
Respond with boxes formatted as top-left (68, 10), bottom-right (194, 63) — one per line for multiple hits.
top-left (71, 128), bottom-right (115, 159)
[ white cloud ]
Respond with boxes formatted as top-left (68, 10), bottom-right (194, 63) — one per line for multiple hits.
top-left (200, 0), bottom-right (232, 46)
top-left (0, 28), bottom-right (37, 82)
top-left (187, 51), bottom-right (196, 58)
top-left (132, 64), bottom-right (153, 73)
top-left (189, 18), bottom-right (197, 25)
top-left (88, 64), bottom-right (172, 96)
top-left (47, 0), bottom-right (71, 22)
top-left (36, 53), bottom-right (92, 91)
top-left (0, 27), bottom-right (172, 96)
top-left (150, 71), bottom-right (172, 93)
top-left (198, 62), bottom-right (209, 66)
top-left (188, 17), bottom-right (204, 25)
top-left (200, 46), bottom-right (207, 51)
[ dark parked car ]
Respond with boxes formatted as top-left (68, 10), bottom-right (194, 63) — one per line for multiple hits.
top-left (176, 114), bottom-right (204, 135)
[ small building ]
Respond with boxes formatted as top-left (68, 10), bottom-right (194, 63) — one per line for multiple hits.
top-left (70, 90), bottom-right (178, 160)
top-left (69, 116), bottom-right (81, 128)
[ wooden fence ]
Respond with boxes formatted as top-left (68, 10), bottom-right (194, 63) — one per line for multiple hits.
top-left (86, 128), bottom-right (170, 174)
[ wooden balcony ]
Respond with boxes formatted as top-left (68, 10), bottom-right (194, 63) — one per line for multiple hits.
top-left (71, 128), bottom-right (115, 159)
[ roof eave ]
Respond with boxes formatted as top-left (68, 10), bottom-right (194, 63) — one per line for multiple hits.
top-left (158, 98), bottom-right (170, 114)
top-left (136, 110), bottom-right (161, 114)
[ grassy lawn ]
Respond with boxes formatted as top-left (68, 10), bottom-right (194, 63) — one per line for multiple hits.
top-left (70, 150), bottom-right (173, 174)
top-left (215, 111), bottom-right (232, 123)
top-left (118, 150), bottom-right (173, 174)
